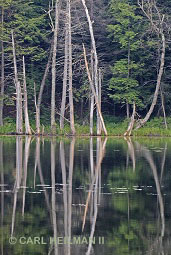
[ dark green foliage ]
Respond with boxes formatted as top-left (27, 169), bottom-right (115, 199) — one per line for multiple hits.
top-left (0, 0), bottom-right (171, 133)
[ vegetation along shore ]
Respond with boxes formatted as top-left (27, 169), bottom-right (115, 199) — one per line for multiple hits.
top-left (0, 0), bottom-right (171, 137)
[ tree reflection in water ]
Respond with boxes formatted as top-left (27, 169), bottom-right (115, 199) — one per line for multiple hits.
top-left (0, 137), bottom-right (170, 254)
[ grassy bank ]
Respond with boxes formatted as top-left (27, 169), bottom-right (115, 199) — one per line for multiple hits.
top-left (1, 117), bottom-right (171, 137)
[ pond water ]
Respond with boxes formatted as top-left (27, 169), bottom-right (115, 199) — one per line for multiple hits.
top-left (0, 136), bottom-right (171, 255)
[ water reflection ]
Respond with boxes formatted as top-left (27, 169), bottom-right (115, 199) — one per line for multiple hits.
top-left (134, 141), bottom-right (165, 255)
top-left (0, 137), bottom-right (171, 254)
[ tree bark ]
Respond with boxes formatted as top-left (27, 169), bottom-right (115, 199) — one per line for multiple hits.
top-left (0, 6), bottom-right (4, 126)
top-left (90, 51), bottom-right (94, 135)
top-left (60, 7), bottom-right (69, 130)
top-left (68, 0), bottom-right (75, 135)
top-left (98, 68), bottom-right (102, 134)
top-left (12, 31), bottom-right (23, 134)
top-left (23, 56), bottom-right (32, 135)
top-left (90, 1), bottom-right (94, 135)
top-left (51, 0), bottom-right (59, 134)
top-left (124, 102), bottom-right (136, 136)
top-left (81, 0), bottom-right (102, 135)
top-left (83, 44), bottom-right (108, 136)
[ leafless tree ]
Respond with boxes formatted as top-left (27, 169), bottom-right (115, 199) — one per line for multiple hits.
top-left (0, 6), bottom-right (4, 126)
top-left (135, 0), bottom-right (166, 129)
top-left (60, 3), bottom-right (69, 130)
top-left (23, 56), bottom-right (32, 135)
top-left (68, 0), bottom-right (75, 135)
top-left (51, 0), bottom-right (60, 134)
top-left (83, 44), bottom-right (107, 135)
top-left (12, 31), bottom-right (23, 134)
top-left (81, 0), bottom-right (104, 135)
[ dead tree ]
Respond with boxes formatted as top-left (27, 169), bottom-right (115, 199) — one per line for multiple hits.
top-left (90, 51), bottom-right (94, 135)
top-left (0, 6), bottom-right (4, 126)
top-left (83, 44), bottom-right (108, 136)
top-left (68, 0), bottom-right (75, 135)
top-left (81, 0), bottom-right (102, 135)
top-left (60, 3), bottom-right (69, 130)
top-left (12, 31), bottom-right (23, 134)
top-left (124, 102), bottom-right (136, 136)
top-left (135, 0), bottom-right (166, 130)
top-left (51, 0), bottom-right (60, 134)
top-left (23, 56), bottom-right (32, 135)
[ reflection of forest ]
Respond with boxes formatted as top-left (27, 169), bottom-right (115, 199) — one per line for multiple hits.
top-left (0, 137), bottom-right (171, 254)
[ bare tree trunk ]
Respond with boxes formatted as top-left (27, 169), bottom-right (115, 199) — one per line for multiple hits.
top-left (51, 0), bottom-right (59, 134)
top-left (81, 0), bottom-right (102, 135)
top-left (98, 68), bottom-right (102, 134)
top-left (60, 3), bottom-right (69, 130)
top-left (68, 0), bottom-right (75, 135)
top-left (0, 6), bottom-right (4, 126)
top-left (36, 45), bottom-right (52, 134)
top-left (160, 87), bottom-right (167, 129)
top-left (12, 31), bottom-right (23, 134)
top-left (90, 52), bottom-right (94, 135)
top-left (136, 33), bottom-right (165, 129)
top-left (124, 102), bottom-right (136, 136)
top-left (23, 56), bottom-right (32, 135)
top-left (83, 44), bottom-right (107, 136)
top-left (136, 1), bottom-right (166, 130)
top-left (90, 95), bottom-right (94, 135)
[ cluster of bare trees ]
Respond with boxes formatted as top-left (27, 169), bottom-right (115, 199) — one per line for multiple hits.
top-left (125, 0), bottom-right (166, 136)
top-left (6, 0), bottom-right (107, 136)
top-left (11, 32), bottom-right (32, 135)
top-left (1, 0), bottom-right (168, 137)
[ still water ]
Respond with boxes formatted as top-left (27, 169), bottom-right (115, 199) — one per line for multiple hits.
top-left (0, 136), bottom-right (171, 255)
